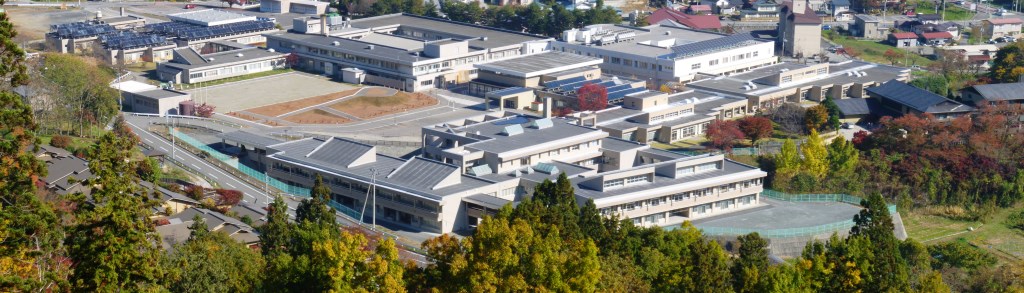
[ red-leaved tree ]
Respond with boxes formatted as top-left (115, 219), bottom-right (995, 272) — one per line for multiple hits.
top-left (195, 103), bottom-right (216, 118)
top-left (215, 189), bottom-right (243, 206)
top-left (705, 119), bottom-right (745, 153)
top-left (577, 83), bottom-right (608, 112)
top-left (738, 116), bottom-right (774, 145)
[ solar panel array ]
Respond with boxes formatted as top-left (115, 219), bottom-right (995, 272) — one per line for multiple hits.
top-left (542, 76), bottom-right (585, 88)
top-left (101, 32), bottom-right (168, 50)
top-left (607, 87), bottom-right (647, 103)
top-left (146, 20), bottom-right (273, 41)
top-left (666, 34), bottom-right (762, 60)
top-left (50, 22), bottom-right (117, 39)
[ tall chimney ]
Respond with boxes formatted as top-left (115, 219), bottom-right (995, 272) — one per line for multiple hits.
top-left (320, 17), bottom-right (328, 36)
top-left (542, 97), bottom-right (552, 118)
top-left (120, 7), bottom-right (125, 17)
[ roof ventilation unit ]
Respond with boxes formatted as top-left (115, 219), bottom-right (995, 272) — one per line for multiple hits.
top-left (367, 44), bottom-right (375, 50)
top-left (528, 118), bottom-right (553, 129)
top-left (267, 48), bottom-right (275, 52)
top-left (501, 124), bottom-right (524, 136)
top-left (332, 41), bottom-right (340, 46)
top-left (236, 53), bottom-right (243, 58)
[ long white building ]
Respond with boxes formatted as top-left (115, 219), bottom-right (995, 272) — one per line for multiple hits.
top-left (553, 23), bottom-right (777, 87)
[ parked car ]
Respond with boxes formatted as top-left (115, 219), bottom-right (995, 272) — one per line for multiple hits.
top-left (822, 25), bottom-right (832, 30)
top-left (1006, 36), bottom-right (1017, 42)
top-left (842, 123), bottom-right (852, 129)
top-left (184, 4), bottom-right (197, 9)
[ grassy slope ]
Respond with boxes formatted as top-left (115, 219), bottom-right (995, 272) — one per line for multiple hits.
top-left (914, 1), bottom-right (976, 21)
top-left (903, 205), bottom-right (1024, 264)
top-left (826, 33), bottom-right (937, 67)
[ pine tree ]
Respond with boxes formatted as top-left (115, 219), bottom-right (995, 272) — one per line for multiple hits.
top-left (827, 137), bottom-right (859, 175)
top-left (259, 195), bottom-right (293, 257)
top-left (68, 132), bottom-right (165, 291)
top-left (296, 174), bottom-right (337, 230)
top-left (732, 232), bottom-right (770, 293)
top-left (187, 214), bottom-right (209, 241)
top-left (852, 192), bottom-right (910, 292)
top-left (801, 130), bottom-right (829, 177)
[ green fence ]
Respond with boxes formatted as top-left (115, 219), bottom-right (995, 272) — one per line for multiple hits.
top-left (693, 189), bottom-right (897, 237)
top-left (170, 128), bottom-right (364, 220)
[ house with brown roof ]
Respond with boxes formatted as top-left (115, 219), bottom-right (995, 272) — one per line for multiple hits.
top-left (648, 8), bottom-right (722, 30)
top-left (983, 18), bottom-right (1023, 40)
top-left (889, 32), bottom-right (920, 48)
top-left (920, 31), bottom-right (954, 45)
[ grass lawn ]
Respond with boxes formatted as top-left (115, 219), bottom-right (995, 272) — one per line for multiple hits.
top-left (180, 68), bottom-right (294, 89)
top-left (913, 1), bottom-right (976, 21)
top-left (903, 206), bottom-right (1024, 264)
top-left (825, 33), bottom-right (936, 67)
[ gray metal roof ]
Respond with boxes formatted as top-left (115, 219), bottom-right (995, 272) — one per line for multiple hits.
top-left (387, 157), bottom-right (459, 190)
top-left (453, 116), bottom-right (606, 157)
top-left (217, 130), bottom-right (283, 149)
top-left (162, 47), bottom-right (285, 70)
top-left (667, 33), bottom-right (766, 59)
top-left (833, 98), bottom-right (881, 116)
top-left (348, 13), bottom-right (548, 49)
top-left (463, 193), bottom-right (514, 210)
top-left (307, 137), bottom-right (375, 168)
top-left (174, 47), bottom-right (206, 65)
top-left (487, 87), bottom-right (534, 97)
top-left (601, 137), bottom-right (648, 152)
top-left (133, 88), bottom-right (189, 100)
top-left (687, 61), bottom-right (908, 97)
top-left (474, 51), bottom-right (602, 77)
top-left (266, 33), bottom-right (428, 64)
top-left (574, 159), bottom-right (763, 199)
top-left (966, 82), bottom-right (1024, 101)
top-left (867, 80), bottom-right (974, 114)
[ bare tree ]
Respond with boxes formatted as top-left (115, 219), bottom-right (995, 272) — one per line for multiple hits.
top-left (769, 103), bottom-right (807, 136)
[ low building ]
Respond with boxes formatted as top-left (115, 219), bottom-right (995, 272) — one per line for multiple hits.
top-left (139, 181), bottom-right (200, 215)
top-left (36, 145), bottom-right (93, 196)
top-left (534, 75), bottom-right (648, 111)
top-left (961, 82), bottom-right (1024, 106)
top-left (686, 4), bottom-right (714, 14)
top-left (469, 51), bottom-right (603, 96)
top-left (830, 0), bottom-right (851, 20)
top-left (156, 207), bottom-right (261, 250)
top-left (110, 80), bottom-right (192, 115)
top-left (554, 23), bottom-right (777, 87)
top-left (854, 14), bottom-right (890, 39)
top-left (938, 44), bottom-right (998, 71)
top-left (686, 60), bottom-right (910, 112)
top-left (648, 8), bottom-right (722, 30)
top-left (889, 32), bottom-right (920, 47)
top-left (260, 0), bottom-right (330, 14)
top-left (913, 22), bottom-right (960, 39)
top-left (265, 13), bottom-right (551, 92)
top-left (917, 14), bottom-right (942, 24)
top-left (866, 80), bottom-right (974, 120)
top-left (157, 46), bottom-right (287, 84)
top-left (983, 18), bottom-right (1023, 40)
top-left (921, 31), bottom-right (954, 45)
top-left (593, 90), bottom-right (748, 144)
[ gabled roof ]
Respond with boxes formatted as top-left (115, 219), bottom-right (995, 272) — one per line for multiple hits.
top-left (867, 80), bottom-right (974, 114)
top-left (782, 1), bottom-right (822, 24)
top-left (917, 14), bottom-right (941, 21)
top-left (921, 31), bottom-right (954, 39)
top-left (832, 0), bottom-right (851, 6)
top-left (987, 18), bottom-right (1024, 25)
top-left (386, 157), bottom-right (460, 190)
top-left (833, 98), bottom-right (882, 116)
top-left (890, 32), bottom-right (918, 39)
top-left (965, 82), bottom-right (1024, 101)
top-left (305, 137), bottom-right (375, 168)
top-left (649, 8), bottom-right (722, 29)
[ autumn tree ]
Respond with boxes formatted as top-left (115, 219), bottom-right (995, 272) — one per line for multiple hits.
top-left (801, 130), bottom-right (828, 177)
top-left (68, 132), bottom-right (165, 291)
top-left (989, 41), bottom-right (1024, 82)
top-left (164, 216), bottom-right (265, 292)
top-left (195, 103), bottom-right (216, 118)
top-left (884, 49), bottom-right (906, 65)
top-left (775, 138), bottom-right (801, 173)
top-left (738, 116), bottom-right (774, 145)
top-left (705, 119), bottom-right (745, 152)
top-left (804, 105), bottom-right (829, 133)
top-left (577, 83), bottom-right (609, 112)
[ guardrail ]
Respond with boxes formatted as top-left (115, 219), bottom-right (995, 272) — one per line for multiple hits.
top-left (694, 189), bottom-right (898, 238)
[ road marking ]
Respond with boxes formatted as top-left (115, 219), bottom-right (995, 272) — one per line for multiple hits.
top-left (160, 146), bottom-right (168, 152)
top-left (209, 173), bottom-right (219, 179)
top-left (225, 182), bottom-right (236, 188)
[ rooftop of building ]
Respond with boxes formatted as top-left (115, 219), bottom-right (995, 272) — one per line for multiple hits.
top-left (439, 116), bottom-right (608, 157)
top-left (987, 17), bottom-right (1024, 24)
top-left (573, 158), bottom-right (764, 200)
top-left (111, 80), bottom-right (159, 93)
top-left (267, 137), bottom-right (497, 201)
top-left (596, 91), bottom-right (744, 131)
top-left (266, 32), bottom-right (437, 63)
top-left (217, 130), bottom-right (284, 149)
top-left (347, 13), bottom-right (549, 49)
top-left (100, 15), bottom-right (145, 25)
top-left (686, 60), bottom-right (909, 97)
top-left (867, 80), bottom-right (974, 114)
top-left (649, 8), bottom-right (723, 30)
top-left (921, 31), bottom-right (954, 39)
top-left (474, 51), bottom-right (603, 78)
top-left (856, 14), bottom-right (881, 22)
top-left (833, 97), bottom-right (883, 116)
top-left (157, 207), bottom-right (260, 251)
top-left (559, 23), bottom-right (742, 57)
top-left (162, 47), bottom-right (285, 69)
top-left (133, 88), bottom-right (190, 100)
top-left (890, 32), bottom-right (918, 39)
top-left (40, 148), bottom-right (92, 194)
top-left (167, 9), bottom-right (257, 26)
top-left (963, 82), bottom-right (1024, 101)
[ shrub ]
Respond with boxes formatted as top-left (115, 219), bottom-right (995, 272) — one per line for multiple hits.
top-left (928, 241), bottom-right (997, 271)
top-left (215, 189), bottom-right (243, 206)
top-left (184, 185), bottom-right (205, 200)
top-left (922, 205), bottom-right (981, 221)
top-left (1006, 209), bottom-right (1024, 231)
top-left (50, 135), bottom-right (72, 148)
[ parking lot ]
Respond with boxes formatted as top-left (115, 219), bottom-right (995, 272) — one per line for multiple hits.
top-left (188, 72), bottom-right (355, 113)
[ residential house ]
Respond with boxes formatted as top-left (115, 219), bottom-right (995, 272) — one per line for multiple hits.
top-left (156, 207), bottom-right (261, 250)
top-left (687, 4), bottom-right (714, 15)
top-left (983, 18), bottom-right (1023, 40)
top-left (36, 145), bottom-right (93, 196)
top-left (831, 0), bottom-right (852, 20)
top-left (889, 32), bottom-right (920, 47)
top-left (961, 82), bottom-right (1024, 106)
top-left (648, 8), bottom-right (723, 30)
top-left (917, 14), bottom-right (942, 24)
top-left (854, 14), bottom-right (891, 39)
top-left (920, 31), bottom-right (954, 45)
top-left (740, 0), bottom-right (781, 21)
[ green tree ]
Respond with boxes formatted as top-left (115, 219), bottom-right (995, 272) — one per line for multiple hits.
top-left (826, 137), bottom-right (859, 175)
top-left (732, 232), bottom-right (770, 293)
top-left (822, 97), bottom-right (842, 131)
top-left (801, 130), bottom-right (828, 177)
top-left (68, 132), bottom-right (165, 291)
top-left (851, 192), bottom-right (910, 292)
top-left (909, 73), bottom-right (949, 96)
top-left (187, 214), bottom-right (209, 241)
top-left (989, 41), bottom-right (1024, 82)
top-left (0, 0), bottom-right (28, 88)
top-left (776, 139), bottom-right (801, 173)
top-left (804, 105), bottom-right (829, 132)
top-left (37, 53), bottom-right (119, 137)
top-left (164, 228), bottom-right (265, 292)
top-left (259, 195), bottom-right (293, 257)
top-left (915, 271), bottom-right (951, 293)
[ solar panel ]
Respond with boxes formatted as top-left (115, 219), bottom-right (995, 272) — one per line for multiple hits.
top-left (605, 84), bottom-right (631, 93)
top-left (608, 88), bottom-right (646, 102)
top-left (543, 76), bottom-right (586, 88)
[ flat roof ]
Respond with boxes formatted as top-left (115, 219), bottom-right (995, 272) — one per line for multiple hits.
top-left (134, 88), bottom-right (189, 100)
top-left (358, 33), bottom-right (425, 51)
top-left (575, 159), bottom-right (764, 202)
top-left (687, 61), bottom-right (908, 97)
top-left (168, 9), bottom-right (257, 26)
top-left (110, 80), bottom-right (159, 93)
top-left (690, 198), bottom-right (862, 231)
top-left (217, 130), bottom-right (283, 149)
top-left (445, 116), bottom-right (607, 158)
top-left (348, 14), bottom-right (549, 49)
top-left (266, 33), bottom-right (427, 63)
top-left (100, 16), bottom-right (144, 25)
top-left (596, 91), bottom-right (744, 130)
top-left (475, 51), bottom-right (603, 78)
top-left (558, 24), bottom-right (769, 59)
top-left (163, 47), bottom-right (285, 70)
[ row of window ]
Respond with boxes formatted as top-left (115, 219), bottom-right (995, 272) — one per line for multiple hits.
top-left (677, 162), bottom-right (720, 176)
top-left (502, 139), bottom-right (600, 169)
top-left (692, 51), bottom-right (760, 70)
top-left (603, 174), bottom-right (652, 189)
top-left (598, 179), bottom-right (763, 216)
